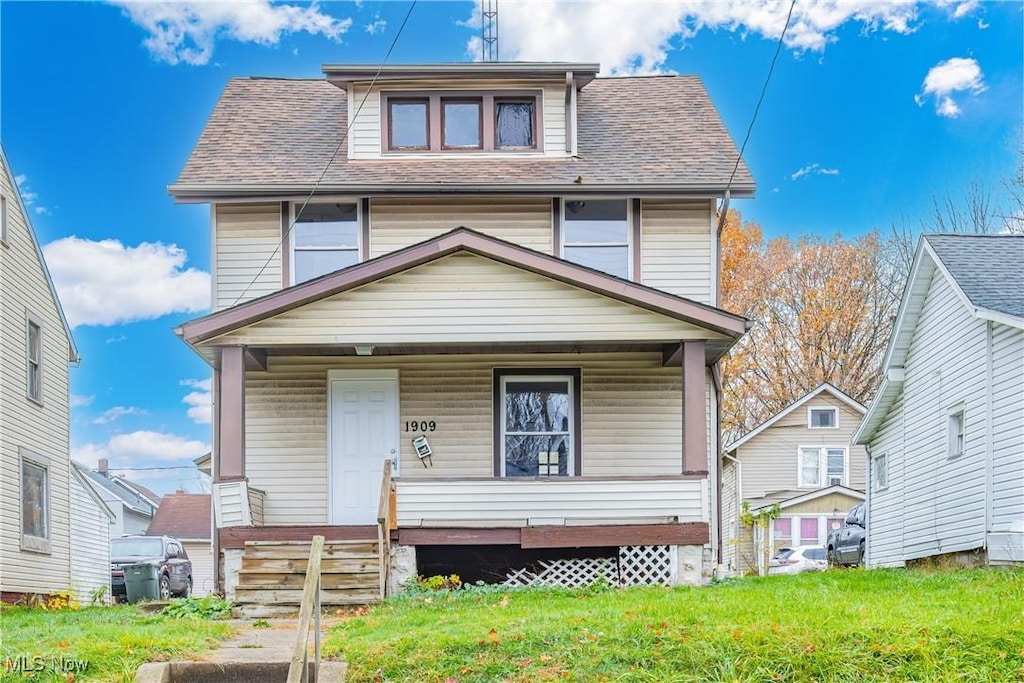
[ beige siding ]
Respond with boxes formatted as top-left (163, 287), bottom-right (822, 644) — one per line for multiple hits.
top-left (785, 492), bottom-right (862, 516)
top-left (734, 394), bottom-right (868, 499)
top-left (213, 203), bottom-right (282, 310)
top-left (640, 200), bottom-right (714, 304)
top-left (184, 541), bottom-right (216, 595)
top-left (370, 197), bottom-right (552, 257)
top-left (213, 253), bottom-right (724, 347)
top-left (0, 154), bottom-right (74, 595)
top-left (243, 353), bottom-right (697, 526)
top-left (69, 475), bottom-right (112, 602)
top-left (396, 478), bottom-right (706, 527)
top-left (350, 80), bottom-right (568, 159)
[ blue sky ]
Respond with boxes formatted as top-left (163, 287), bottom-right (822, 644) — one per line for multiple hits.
top-left (1, 1), bottom-right (1020, 495)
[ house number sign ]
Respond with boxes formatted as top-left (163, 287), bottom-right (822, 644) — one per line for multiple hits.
top-left (405, 420), bottom-right (437, 432)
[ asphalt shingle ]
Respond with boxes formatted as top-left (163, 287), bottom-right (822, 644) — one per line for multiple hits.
top-left (926, 234), bottom-right (1024, 319)
top-left (174, 75), bottom-right (755, 193)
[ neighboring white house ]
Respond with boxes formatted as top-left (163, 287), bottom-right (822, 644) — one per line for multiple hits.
top-left (854, 234), bottom-right (1024, 567)
top-left (70, 462), bottom-right (116, 602)
top-left (0, 143), bottom-right (83, 600)
top-left (722, 383), bottom-right (867, 574)
top-left (76, 459), bottom-right (158, 537)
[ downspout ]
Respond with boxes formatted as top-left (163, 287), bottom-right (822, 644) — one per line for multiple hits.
top-left (711, 364), bottom-right (726, 567)
top-left (715, 190), bottom-right (731, 309)
top-left (985, 321), bottom-right (994, 553)
top-left (863, 444), bottom-right (872, 568)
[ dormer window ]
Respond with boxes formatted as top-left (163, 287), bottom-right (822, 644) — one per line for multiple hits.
top-left (383, 92), bottom-right (542, 153)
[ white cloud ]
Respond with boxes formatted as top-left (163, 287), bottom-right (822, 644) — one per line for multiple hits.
top-left (73, 430), bottom-right (210, 469)
top-left (365, 17), bottom-right (386, 35)
top-left (790, 162), bottom-right (840, 180)
top-left (106, 335), bottom-right (128, 344)
top-left (110, 1), bottom-right (353, 66)
top-left (14, 173), bottom-right (48, 215)
top-left (915, 57), bottom-right (985, 118)
top-left (181, 378), bottom-right (212, 424)
top-left (70, 394), bottom-right (95, 408)
top-left (42, 237), bottom-right (210, 327)
top-left (463, 0), bottom-right (923, 75)
top-left (93, 406), bottom-right (147, 424)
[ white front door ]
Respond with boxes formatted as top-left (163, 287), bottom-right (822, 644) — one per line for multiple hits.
top-left (328, 374), bottom-right (399, 525)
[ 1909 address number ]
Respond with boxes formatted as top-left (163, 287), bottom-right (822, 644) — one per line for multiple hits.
top-left (405, 420), bottom-right (437, 432)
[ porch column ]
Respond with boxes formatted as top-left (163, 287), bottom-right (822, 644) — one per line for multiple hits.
top-left (681, 341), bottom-right (708, 476)
top-left (217, 346), bottom-right (246, 481)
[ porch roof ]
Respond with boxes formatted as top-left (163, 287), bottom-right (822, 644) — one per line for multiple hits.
top-left (177, 228), bottom-right (749, 358)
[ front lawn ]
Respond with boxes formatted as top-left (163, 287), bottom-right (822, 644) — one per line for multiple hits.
top-left (324, 568), bottom-right (1024, 682)
top-left (0, 604), bottom-right (234, 682)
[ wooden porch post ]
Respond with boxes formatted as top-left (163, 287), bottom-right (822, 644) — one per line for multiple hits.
top-left (682, 341), bottom-right (708, 476)
top-left (218, 346), bottom-right (246, 482)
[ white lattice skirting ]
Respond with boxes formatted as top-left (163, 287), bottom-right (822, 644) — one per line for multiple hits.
top-left (503, 545), bottom-right (676, 588)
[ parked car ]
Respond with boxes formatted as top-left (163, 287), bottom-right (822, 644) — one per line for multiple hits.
top-left (768, 545), bottom-right (828, 575)
top-left (827, 503), bottom-right (867, 567)
top-left (110, 535), bottom-right (192, 601)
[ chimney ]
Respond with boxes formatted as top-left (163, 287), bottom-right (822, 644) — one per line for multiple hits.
top-left (98, 458), bottom-right (109, 477)
top-left (176, 490), bottom-right (186, 495)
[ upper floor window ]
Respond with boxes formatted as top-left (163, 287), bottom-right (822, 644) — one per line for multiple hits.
top-left (799, 446), bottom-right (846, 487)
top-left (291, 202), bottom-right (360, 284)
top-left (562, 199), bottom-right (630, 279)
top-left (948, 405), bottom-right (965, 458)
top-left (26, 316), bottom-right (42, 402)
top-left (384, 92), bottom-right (541, 153)
top-left (808, 406), bottom-right (838, 428)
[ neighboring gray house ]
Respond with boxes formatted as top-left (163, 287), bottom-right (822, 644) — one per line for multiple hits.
top-left (854, 234), bottom-right (1024, 567)
top-left (69, 462), bottom-right (116, 601)
top-left (722, 383), bottom-right (867, 574)
top-left (78, 459), bottom-right (158, 537)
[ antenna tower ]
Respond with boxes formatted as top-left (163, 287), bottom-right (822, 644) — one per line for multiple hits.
top-left (482, 0), bottom-right (498, 61)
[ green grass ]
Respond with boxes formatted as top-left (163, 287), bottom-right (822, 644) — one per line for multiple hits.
top-left (0, 604), bottom-right (234, 682)
top-left (324, 568), bottom-right (1024, 682)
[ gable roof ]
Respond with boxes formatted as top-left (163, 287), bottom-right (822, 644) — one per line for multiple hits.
top-left (748, 485), bottom-right (865, 512)
top-left (177, 227), bottom-right (749, 351)
top-left (724, 382), bottom-right (866, 453)
top-left (70, 462), bottom-right (117, 522)
top-left (77, 467), bottom-right (158, 516)
top-left (112, 477), bottom-right (163, 509)
top-left (854, 234), bottom-right (1024, 444)
top-left (0, 144), bottom-right (79, 363)
top-left (170, 73), bottom-right (755, 200)
top-left (146, 493), bottom-right (211, 541)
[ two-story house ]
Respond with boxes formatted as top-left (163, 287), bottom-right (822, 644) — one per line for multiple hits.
top-left (722, 383), bottom-right (867, 575)
top-left (171, 62), bottom-right (755, 611)
top-left (0, 144), bottom-right (104, 601)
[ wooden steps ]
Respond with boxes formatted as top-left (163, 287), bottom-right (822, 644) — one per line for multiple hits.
top-left (232, 539), bottom-right (382, 618)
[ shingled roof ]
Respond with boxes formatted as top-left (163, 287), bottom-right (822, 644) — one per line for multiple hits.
top-left (146, 493), bottom-right (211, 541)
top-left (925, 234), bottom-right (1024, 320)
top-left (171, 74), bottom-right (755, 198)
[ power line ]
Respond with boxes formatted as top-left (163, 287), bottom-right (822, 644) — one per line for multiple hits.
top-left (725, 0), bottom-right (797, 194)
top-left (231, 0), bottom-right (419, 306)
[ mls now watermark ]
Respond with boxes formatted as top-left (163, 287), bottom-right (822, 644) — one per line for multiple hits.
top-left (5, 654), bottom-right (89, 674)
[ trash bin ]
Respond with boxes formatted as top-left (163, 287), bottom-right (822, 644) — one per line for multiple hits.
top-left (124, 563), bottom-right (160, 603)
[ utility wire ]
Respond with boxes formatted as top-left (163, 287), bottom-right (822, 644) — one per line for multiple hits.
top-left (231, 0), bottom-right (419, 306)
top-left (724, 0), bottom-right (797, 193)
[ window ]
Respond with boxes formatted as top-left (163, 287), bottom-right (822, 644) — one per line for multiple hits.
top-left (388, 99), bottom-right (429, 150)
top-left (798, 446), bottom-right (847, 487)
top-left (948, 406), bottom-right (965, 458)
top-left (771, 517), bottom-right (792, 549)
top-left (562, 199), bottom-right (630, 279)
top-left (800, 518), bottom-right (820, 546)
top-left (442, 98), bottom-right (482, 149)
top-left (1, 190), bottom-right (8, 243)
top-left (291, 202), bottom-right (360, 284)
top-left (20, 451), bottom-right (49, 553)
top-left (872, 452), bottom-right (888, 491)
top-left (26, 317), bottom-right (42, 402)
top-left (808, 406), bottom-right (838, 428)
top-left (496, 370), bottom-right (579, 477)
top-left (496, 100), bottom-right (535, 148)
top-left (383, 92), bottom-right (541, 153)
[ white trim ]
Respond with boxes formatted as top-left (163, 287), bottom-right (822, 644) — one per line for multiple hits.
top-left (327, 368), bottom-right (399, 381)
top-left (947, 402), bottom-right (966, 459)
top-left (753, 485), bottom-right (865, 513)
top-left (289, 199), bottom-right (362, 286)
top-left (871, 451), bottom-right (889, 492)
top-left (806, 405), bottom-right (839, 429)
top-left (797, 445), bottom-right (848, 488)
top-left (499, 373), bottom-right (576, 478)
top-left (19, 448), bottom-right (51, 553)
top-left (25, 311), bottom-right (43, 404)
top-left (725, 383), bottom-right (865, 452)
top-left (561, 196), bottom-right (632, 280)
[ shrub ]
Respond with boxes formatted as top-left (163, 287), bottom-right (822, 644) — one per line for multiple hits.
top-left (161, 594), bottom-right (233, 620)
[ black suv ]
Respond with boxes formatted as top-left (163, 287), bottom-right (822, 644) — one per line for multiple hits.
top-left (827, 503), bottom-right (867, 567)
top-left (110, 535), bottom-right (192, 601)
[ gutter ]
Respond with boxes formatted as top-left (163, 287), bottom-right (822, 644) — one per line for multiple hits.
top-left (985, 321), bottom-right (994, 548)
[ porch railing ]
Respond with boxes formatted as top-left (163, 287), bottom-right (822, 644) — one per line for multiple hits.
top-left (376, 459), bottom-right (396, 598)
top-left (286, 534), bottom-right (324, 683)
